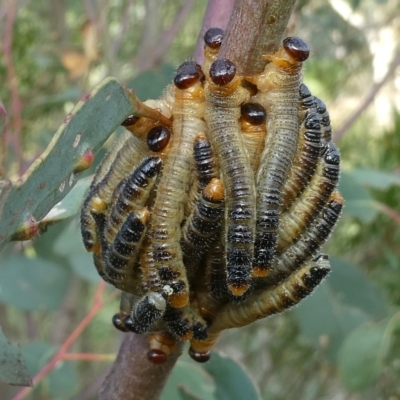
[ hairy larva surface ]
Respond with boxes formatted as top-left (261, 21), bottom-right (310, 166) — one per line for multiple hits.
top-left (141, 62), bottom-right (206, 311)
top-left (252, 38), bottom-right (309, 277)
top-left (204, 59), bottom-right (254, 298)
top-left (277, 141), bottom-right (340, 251)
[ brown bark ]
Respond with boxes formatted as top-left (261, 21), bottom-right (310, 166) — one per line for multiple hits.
top-left (97, 333), bottom-right (183, 400)
top-left (97, 0), bottom-right (296, 398)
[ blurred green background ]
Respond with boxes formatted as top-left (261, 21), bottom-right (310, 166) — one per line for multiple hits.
top-left (1, 0), bottom-right (400, 399)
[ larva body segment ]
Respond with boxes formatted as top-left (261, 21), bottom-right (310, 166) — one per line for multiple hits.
top-left (181, 178), bottom-right (225, 271)
top-left (204, 59), bottom-right (255, 298)
top-left (211, 254), bottom-right (331, 333)
top-left (125, 291), bottom-right (167, 334)
top-left (277, 141), bottom-right (340, 251)
top-left (104, 208), bottom-right (149, 291)
top-left (240, 103), bottom-right (268, 173)
top-left (142, 62), bottom-right (206, 309)
top-left (252, 37), bottom-right (310, 277)
top-left (279, 92), bottom-right (322, 211)
top-left (315, 97), bottom-right (333, 142)
top-left (102, 156), bottom-right (162, 251)
top-left (269, 191), bottom-right (343, 283)
top-left (147, 332), bottom-right (178, 364)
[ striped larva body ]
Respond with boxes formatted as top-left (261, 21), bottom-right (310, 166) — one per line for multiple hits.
top-left (252, 37), bottom-right (310, 277)
top-left (279, 86), bottom-right (322, 211)
top-left (124, 291), bottom-right (167, 334)
top-left (269, 191), bottom-right (343, 284)
top-left (102, 156), bottom-right (162, 252)
top-left (147, 332), bottom-right (179, 364)
top-left (104, 208), bottom-right (149, 291)
top-left (141, 61), bottom-right (206, 310)
top-left (204, 59), bottom-right (255, 298)
top-left (315, 97), bottom-right (333, 142)
top-left (184, 132), bottom-right (219, 220)
top-left (277, 141), bottom-right (340, 251)
top-left (189, 255), bottom-right (331, 359)
top-left (240, 103), bottom-right (268, 173)
top-left (181, 178), bottom-right (225, 271)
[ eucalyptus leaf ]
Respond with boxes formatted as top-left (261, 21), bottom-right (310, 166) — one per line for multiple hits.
top-left (0, 255), bottom-right (71, 311)
top-left (0, 329), bottom-right (32, 386)
top-left (347, 167), bottom-right (400, 190)
top-left (203, 352), bottom-right (261, 400)
top-left (338, 319), bottom-right (393, 390)
top-left (162, 360), bottom-right (216, 400)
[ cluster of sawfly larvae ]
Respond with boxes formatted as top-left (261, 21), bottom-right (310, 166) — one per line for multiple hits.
top-left (80, 28), bottom-right (343, 364)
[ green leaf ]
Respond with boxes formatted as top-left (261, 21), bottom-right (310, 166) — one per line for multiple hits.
top-left (0, 78), bottom-right (135, 251)
top-left (20, 341), bottom-right (56, 376)
top-left (178, 386), bottom-right (205, 400)
top-left (162, 360), bottom-right (216, 400)
top-left (49, 361), bottom-right (79, 399)
top-left (53, 219), bottom-right (100, 283)
top-left (0, 328), bottom-right (32, 386)
top-left (127, 63), bottom-right (176, 100)
top-left (293, 257), bottom-right (387, 362)
top-left (203, 352), bottom-right (261, 400)
top-left (347, 167), bottom-right (400, 190)
top-left (339, 172), bottom-right (378, 222)
top-left (39, 175), bottom-right (92, 227)
top-left (338, 319), bottom-right (393, 390)
top-left (0, 255), bottom-right (71, 311)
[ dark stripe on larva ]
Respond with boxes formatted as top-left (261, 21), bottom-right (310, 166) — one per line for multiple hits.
top-left (315, 97), bottom-right (333, 142)
top-left (181, 178), bottom-right (224, 271)
top-left (204, 74), bottom-right (255, 298)
top-left (209, 255), bottom-right (331, 332)
top-left (277, 141), bottom-right (340, 251)
top-left (252, 43), bottom-right (306, 277)
top-left (269, 191), bottom-right (343, 284)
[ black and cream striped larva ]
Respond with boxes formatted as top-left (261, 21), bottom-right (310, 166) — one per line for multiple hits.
top-left (204, 58), bottom-right (255, 298)
top-left (141, 61), bottom-right (206, 312)
top-left (80, 32), bottom-right (343, 363)
top-left (252, 37), bottom-right (310, 278)
top-left (277, 141), bottom-right (340, 251)
top-left (270, 190), bottom-right (344, 284)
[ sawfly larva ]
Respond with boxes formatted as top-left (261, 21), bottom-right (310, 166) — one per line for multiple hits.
top-left (315, 97), bottom-right (333, 142)
top-left (270, 191), bottom-right (343, 283)
top-left (204, 58), bottom-right (255, 298)
top-left (277, 141), bottom-right (340, 251)
top-left (203, 27), bottom-right (225, 80)
top-left (252, 37), bottom-right (310, 278)
top-left (141, 61), bottom-right (206, 310)
top-left (181, 178), bottom-right (225, 271)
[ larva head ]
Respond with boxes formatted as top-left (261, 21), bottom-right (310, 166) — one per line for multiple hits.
top-left (147, 349), bottom-right (168, 364)
top-left (283, 37), bottom-right (310, 62)
top-left (209, 59), bottom-right (236, 86)
top-left (204, 27), bottom-right (225, 49)
top-left (112, 313), bottom-right (129, 332)
top-left (188, 347), bottom-right (211, 363)
top-left (240, 103), bottom-right (267, 126)
top-left (147, 126), bottom-right (171, 152)
top-left (174, 61), bottom-right (204, 89)
top-left (121, 115), bottom-right (140, 127)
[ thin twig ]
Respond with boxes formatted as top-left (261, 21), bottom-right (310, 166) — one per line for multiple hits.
top-left (335, 47), bottom-right (400, 141)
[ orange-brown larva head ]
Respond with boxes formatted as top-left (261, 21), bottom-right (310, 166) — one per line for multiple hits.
top-left (204, 27), bottom-right (225, 49)
top-left (188, 347), bottom-right (211, 363)
top-left (209, 59), bottom-right (236, 86)
top-left (112, 313), bottom-right (129, 332)
top-left (147, 349), bottom-right (168, 364)
top-left (121, 115), bottom-right (140, 127)
top-left (240, 103), bottom-right (267, 125)
top-left (147, 126), bottom-right (171, 152)
top-left (174, 61), bottom-right (204, 89)
top-left (283, 37), bottom-right (310, 62)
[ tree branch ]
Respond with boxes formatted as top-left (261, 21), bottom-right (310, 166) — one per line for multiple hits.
top-left (97, 333), bottom-right (183, 400)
